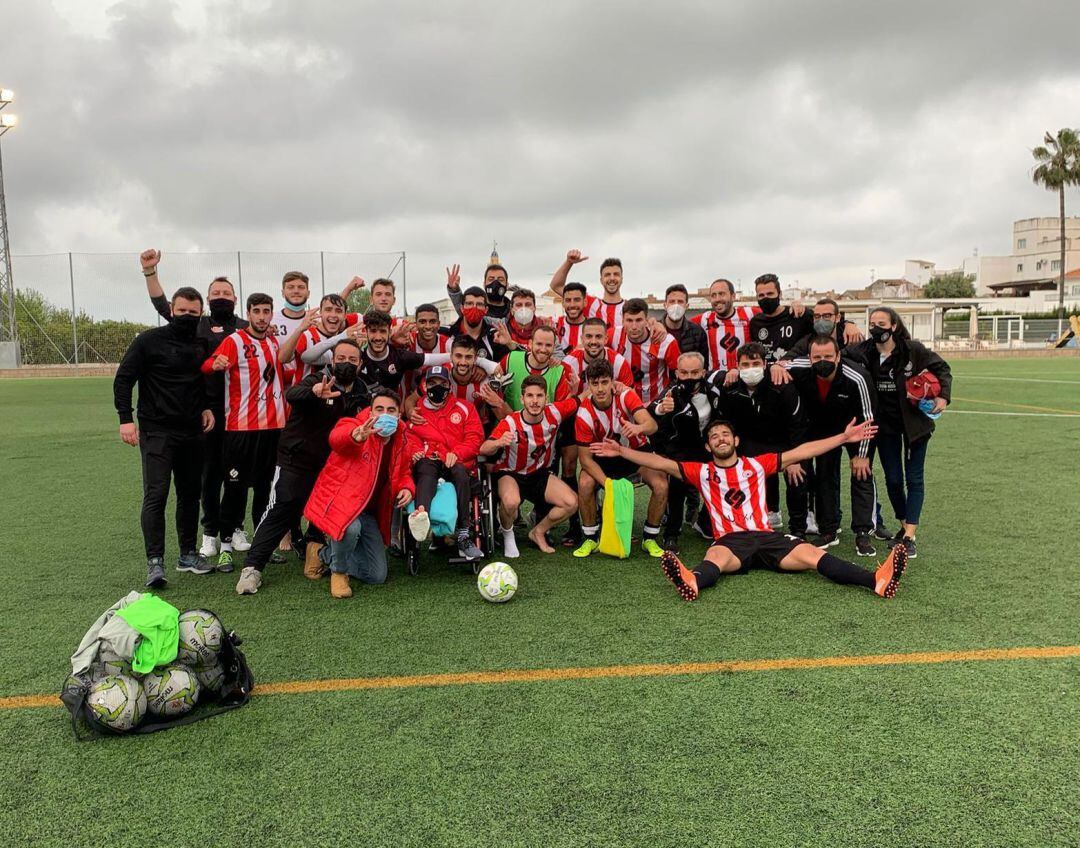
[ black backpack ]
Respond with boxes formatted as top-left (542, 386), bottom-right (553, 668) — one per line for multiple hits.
top-left (61, 616), bottom-right (255, 741)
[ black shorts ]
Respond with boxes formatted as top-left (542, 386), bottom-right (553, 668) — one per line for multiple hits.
top-left (710, 530), bottom-right (803, 570)
top-left (590, 455), bottom-right (639, 481)
top-left (494, 470), bottom-right (552, 507)
top-left (555, 416), bottom-right (577, 450)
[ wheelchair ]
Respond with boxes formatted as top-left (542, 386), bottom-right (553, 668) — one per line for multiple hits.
top-left (396, 464), bottom-right (497, 576)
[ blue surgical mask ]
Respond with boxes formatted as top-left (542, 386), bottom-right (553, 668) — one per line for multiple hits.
top-left (285, 300), bottom-right (308, 312)
top-left (373, 413), bottom-right (399, 436)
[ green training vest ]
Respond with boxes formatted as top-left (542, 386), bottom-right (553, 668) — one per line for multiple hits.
top-left (504, 350), bottom-right (564, 411)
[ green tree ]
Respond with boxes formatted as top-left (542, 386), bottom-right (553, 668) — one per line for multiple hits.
top-left (1031, 128), bottom-right (1080, 338)
top-left (923, 271), bottom-right (976, 299)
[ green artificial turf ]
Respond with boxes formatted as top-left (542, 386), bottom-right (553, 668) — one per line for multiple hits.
top-left (0, 356), bottom-right (1078, 847)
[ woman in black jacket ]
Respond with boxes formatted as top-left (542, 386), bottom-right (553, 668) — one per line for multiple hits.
top-left (844, 307), bottom-right (951, 559)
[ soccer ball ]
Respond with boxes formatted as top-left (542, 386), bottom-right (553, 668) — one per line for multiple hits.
top-left (94, 644), bottom-right (140, 679)
top-left (86, 674), bottom-right (146, 731)
top-left (143, 665), bottom-right (201, 717)
top-left (194, 662), bottom-right (225, 695)
top-left (477, 562), bottom-right (518, 603)
top-left (177, 609), bottom-right (225, 669)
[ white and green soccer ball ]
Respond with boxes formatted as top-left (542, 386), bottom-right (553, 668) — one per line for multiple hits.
top-left (177, 609), bottom-right (225, 670)
top-left (477, 562), bottom-right (518, 603)
top-left (86, 674), bottom-right (147, 731)
top-left (194, 662), bottom-right (225, 695)
top-left (94, 645), bottom-right (140, 680)
top-left (143, 665), bottom-right (201, 717)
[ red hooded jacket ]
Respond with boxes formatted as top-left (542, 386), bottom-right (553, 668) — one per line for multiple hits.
top-left (408, 397), bottom-right (484, 472)
top-left (304, 409), bottom-right (416, 542)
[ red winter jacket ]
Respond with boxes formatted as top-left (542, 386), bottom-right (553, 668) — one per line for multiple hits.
top-left (408, 397), bottom-right (485, 472)
top-left (304, 409), bottom-right (416, 542)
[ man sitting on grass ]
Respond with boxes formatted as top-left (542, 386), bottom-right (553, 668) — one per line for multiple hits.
top-left (589, 418), bottom-right (907, 601)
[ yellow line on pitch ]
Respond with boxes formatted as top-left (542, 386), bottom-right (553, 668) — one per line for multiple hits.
top-left (951, 395), bottom-right (1080, 415)
top-left (5, 645), bottom-right (1077, 711)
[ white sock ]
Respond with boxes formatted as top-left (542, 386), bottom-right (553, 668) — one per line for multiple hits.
top-left (502, 527), bottom-right (519, 559)
top-left (220, 540), bottom-right (233, 552)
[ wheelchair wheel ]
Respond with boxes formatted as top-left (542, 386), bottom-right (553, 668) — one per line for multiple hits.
top-left (407, 544), bottom-right (420, 576)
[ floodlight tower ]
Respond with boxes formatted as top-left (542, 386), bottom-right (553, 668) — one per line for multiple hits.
top-left (0, 88), bottom-right (18, 346)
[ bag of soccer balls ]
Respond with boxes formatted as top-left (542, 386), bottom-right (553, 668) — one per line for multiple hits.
top-left (61, 608), bottom-right (255, 740)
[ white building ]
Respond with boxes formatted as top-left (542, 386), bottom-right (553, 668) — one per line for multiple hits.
top-left (972, 216), bottom-right (1080, 294)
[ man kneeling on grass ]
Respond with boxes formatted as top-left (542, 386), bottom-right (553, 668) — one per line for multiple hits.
top-left (589, 418), bottom-right (906, 601)
top-left (303, 389), bottom-right (415, 598)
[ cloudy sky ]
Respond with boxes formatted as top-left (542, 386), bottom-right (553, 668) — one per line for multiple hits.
top-left (4, 0), bottom-right (1080, 308)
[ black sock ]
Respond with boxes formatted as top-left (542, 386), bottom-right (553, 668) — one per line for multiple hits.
top-left (643, 524), bottom-right (661, 540)
top-left (817, 553), bottom-right (874, 589)
top-left (692, 561), bottom-right (722, 589)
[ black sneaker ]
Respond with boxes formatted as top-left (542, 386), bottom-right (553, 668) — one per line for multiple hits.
top-left (177, 552), bottom-right (213, 575)
top-left (815, 532), bottom-right (840, 549)
top-left (387, 543), bottom-right (405, 559)
top-left (902, 537), bottom-right (918, 560)
top-left (873, 523), bottom-right (894, 541)
top-left (855, 533), bottom-right (876, 557)
top-left (887, 529), bottom-right (905, 548)
top-left (662, 535), bottom-right (680, 553)
top-left (145, 557), bottom-right (167, 589)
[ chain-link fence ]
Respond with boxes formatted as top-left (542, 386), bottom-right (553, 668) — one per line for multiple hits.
top-left (7, 250), bottom-right (405, 366)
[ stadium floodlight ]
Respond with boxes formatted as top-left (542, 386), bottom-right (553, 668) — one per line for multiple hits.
top-left (0, 115), bottom-right (16, 128)
top-left (0, 90), bottom-right (12, 104)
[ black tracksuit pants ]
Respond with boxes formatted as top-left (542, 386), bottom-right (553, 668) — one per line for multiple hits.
top-left (200, 410), bottom-right (226, 536)
top-left (790, 445), bottom-right (875, 536)
top-left (219, 430), bottom-right (280, 543)
top-left (413, 458), bottom-right (471, 532)
top-left (246, 463), bottom-right (323, 571)
top-left (139, 426), bottom-right (205, 559)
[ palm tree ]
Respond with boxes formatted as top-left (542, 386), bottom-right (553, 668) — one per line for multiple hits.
top-left (1031, 128), bottom-right (1080, 339)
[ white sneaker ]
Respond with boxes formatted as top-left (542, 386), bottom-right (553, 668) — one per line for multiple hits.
top-left (805, 511), bottom-right (819, 536)
top-left (235, 566), bottom-right (263, 595)
top-left (502, 528), bottom-right (520, 559)
top-left (408, 509), bottom-right (430, 542)
top-left (199, 534), bottom-right (219, 557)
top-left (767, 511), bottom-right (783, 529)
top-left (231, 529), bottom-right (251, 551)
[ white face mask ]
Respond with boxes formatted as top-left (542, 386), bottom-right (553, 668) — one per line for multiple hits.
top-left (513, 307), bottom-right (534, 325)
top-left (741, 366), bottom-right (765, 387)
top-left (665, 304), bottom-right (686, 322)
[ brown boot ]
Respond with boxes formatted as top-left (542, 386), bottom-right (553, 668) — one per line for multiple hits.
top-left (330, 572), bottom-right (352, 599)
top-left (304, 542), bottom-right (327, 580)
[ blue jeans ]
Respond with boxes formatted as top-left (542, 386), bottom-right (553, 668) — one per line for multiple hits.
top-left (875, 432), bottom-right (928, 526)
top-left (328, 512), bottom-right (387, 584)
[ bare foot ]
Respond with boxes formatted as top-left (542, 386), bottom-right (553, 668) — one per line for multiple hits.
top-left (527, 526), bottom-right (555, 553)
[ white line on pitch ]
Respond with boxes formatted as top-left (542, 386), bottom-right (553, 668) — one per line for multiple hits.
top-left (950, 375), bottom-right (1080, 385)
top-left (948, 410), bottom-right (1080, 418)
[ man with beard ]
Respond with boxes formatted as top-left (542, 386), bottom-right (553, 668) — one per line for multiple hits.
top-left (402, 303), bottom-right (453, 397)
top-left (139, 249), bottom-right (248, 560)
top-left (660, 284), bottom-right (708, 361)
top-left (554, 282), bottom-right (588, 357)
top-left (649, 352), bottom-right (713, 553)
top-left (115, 285), bottom-right (216, 588)
top-left (405, 366), bottom-right (486, 562)
top-left (445, 262), bottom-right (512, 321)
top-left (277, 294), bottom-right (359, 382)
top-left (609, 299), bottom-right (681, 405)
top-left (480, 377), bottom-right (579, 557)
top-left (442, 286), bottom-right (510, 362)
top-left (572, 360), bottom-right (665, 559)
top-left (548, 250), bottom-right (628, 330)
top-left (561, 318), bottom-right (635, 388)
top-left (748, 273), bottom-right (863, 364)
top-left (202, 293), bottom-right (287, 573)
top-left (691, 278), bottom-right (760, 372)
top-left (589, 418), bottom-right (907, 602)
top-left (235, 338), bottom-right (371, 595)
top-left (496, 325), bottom-right (574, 413)
top-left (406, 335), bottom-right (505, 433)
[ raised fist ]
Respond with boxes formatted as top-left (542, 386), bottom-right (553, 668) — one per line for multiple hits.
top-left (140, 249), bottom-right (161, 272)
top-left (566, 249), bottom-right (588, 265)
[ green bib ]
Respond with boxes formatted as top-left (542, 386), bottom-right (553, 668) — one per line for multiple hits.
top-left (504, 350), bottom-right (565, 411)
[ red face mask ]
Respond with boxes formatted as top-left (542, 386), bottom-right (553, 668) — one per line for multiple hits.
top-left (462, 306), bottom-right (487, 326)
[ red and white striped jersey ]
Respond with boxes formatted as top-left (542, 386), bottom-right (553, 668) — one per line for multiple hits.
top-left (691, 306), bottom-right (759, 371)
top-left (554, 316), bottom-right (586, 354)
top-left (281, 313), bottom-right (362, 386)
top-left (562, 348), bottom-right (635, 386)
top-left (489, 399), bottom-right (578, 475)
top-left (680, 453), bottom-right (779, 538)
top-left (575, 389), bottom-right (649, 449)
top-left (404, 334), bottom-right (453, 394)
top-left (608, 327), bottom-right (680, 404)
top-left (584, 295), bottom-right (625, 330)
top-left (208, 329), bottom-right (287, 431)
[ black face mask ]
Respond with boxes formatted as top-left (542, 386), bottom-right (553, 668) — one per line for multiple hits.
top-left (486, 282), bottom-right (507, 301)
top-left (678, 377), bottom-right (701, 396)
top-left (172, 313), bottom-right (200, 337)
top-left (426, 384), bottom-right (451, 404)
top-left (869, 326), bottom-right (892, 344)
top-left (812, 359), bottom-right (836, 379)
top-left (208, 298), bottom-right (235, 322)
top-left (333, 363), bottom-right (358, 385)
top-left (757, 296), bottom-right (780, 314)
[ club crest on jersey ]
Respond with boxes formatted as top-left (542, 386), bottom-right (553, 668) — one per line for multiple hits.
top-left (389, 365), bottom-right (397, 374)
top-left (724, 489), bottom-right (747, 508)
top-left (450, 411), bottom-right (463, 424)
top-left (229, 468), bottom-right (239, 479)
top-left (757, 328), bottom-right (769, 340)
